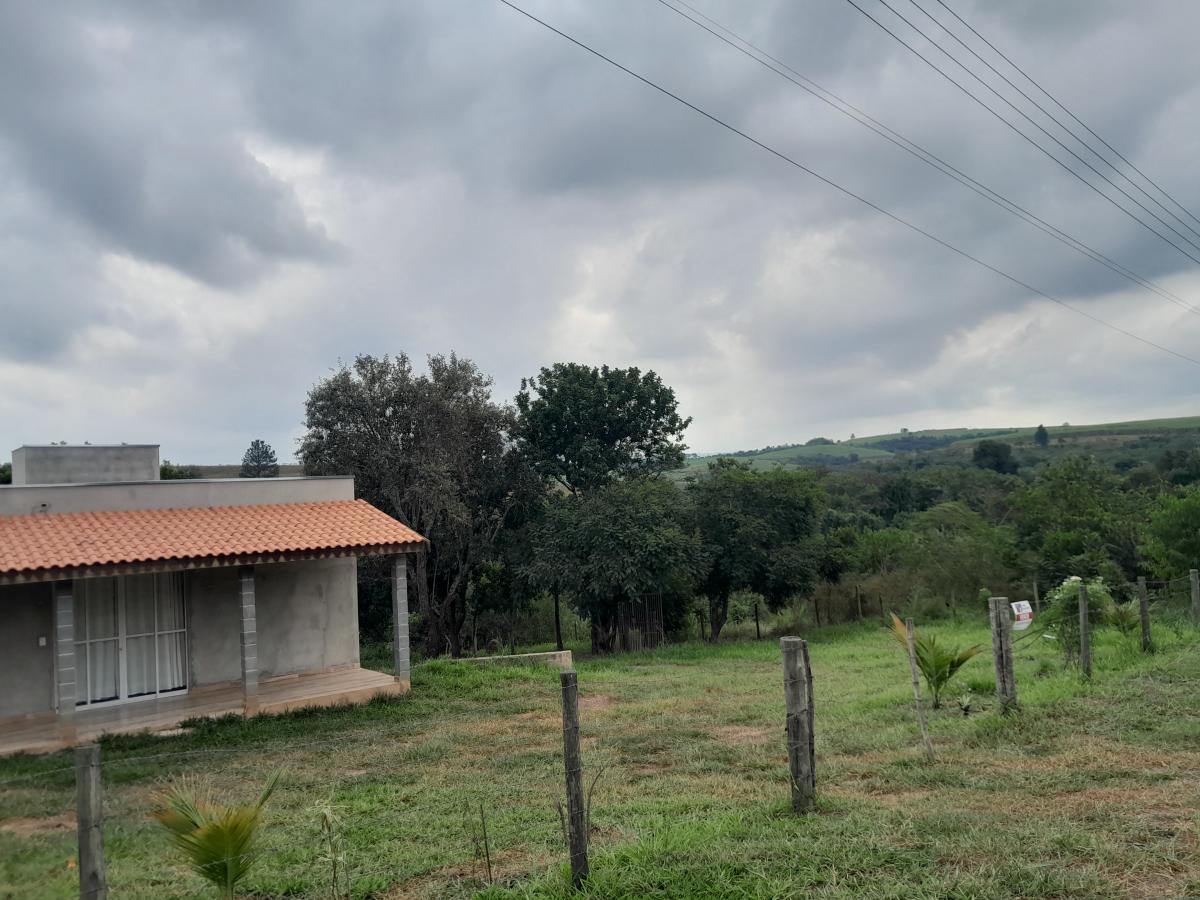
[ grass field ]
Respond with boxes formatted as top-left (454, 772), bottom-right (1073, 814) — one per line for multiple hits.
top-left (678, 414), bottom-right (1200, 473)
top-left (2, 617), bottom-right (1199, 898)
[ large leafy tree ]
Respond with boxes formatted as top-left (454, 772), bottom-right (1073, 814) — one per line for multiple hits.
top-left (529, 479), bottom-right (702, 652)
top-left (300, 353), bottom-right (542, 656)
top-left (1141, 488), bottom-right (1200, 580)
top-left (239, 440), bottom-right (279, 478)
top-left (1013, 457), bottom-right (1145, 585)
top-left (973, 440), bottom-right (1018, 475)
top-left (515, 363), bottom-right (691, 494)
top-left (904, 502), bottom-right (1018, 603)
top-left (689, 460), bottom-right (823, 641)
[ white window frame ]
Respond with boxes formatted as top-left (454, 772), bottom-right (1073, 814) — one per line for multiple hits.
top-left (75, 573), bottom-right (190, 708)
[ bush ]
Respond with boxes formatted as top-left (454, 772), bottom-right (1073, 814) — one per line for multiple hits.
top-left (1040, 576), bottom-right (1115, 664)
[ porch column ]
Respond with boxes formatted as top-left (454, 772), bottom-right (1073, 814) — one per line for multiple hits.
top-left (391, 555), bottom-right (411, 686)
top-left (238, 566), bottom-right (259, 716)
top-left (53, 581), bottom-right (77, 745)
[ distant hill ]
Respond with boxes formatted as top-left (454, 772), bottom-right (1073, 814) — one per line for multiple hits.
top-left (679, 415), bottom-right (1200, 474)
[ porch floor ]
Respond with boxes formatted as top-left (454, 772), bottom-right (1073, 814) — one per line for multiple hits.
top-left (0, 667), bottom-right (407, 756)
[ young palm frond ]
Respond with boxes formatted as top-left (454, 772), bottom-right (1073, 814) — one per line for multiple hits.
top-left (153, 770), bottom-right (281, 899)
top-left (890, 613), bottom-right (982, 708)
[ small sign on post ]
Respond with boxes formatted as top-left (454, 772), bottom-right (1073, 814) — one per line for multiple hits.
top-left (1010, 600), bottom-right (1034, 632)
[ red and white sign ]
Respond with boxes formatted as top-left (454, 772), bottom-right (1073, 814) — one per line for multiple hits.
top-left (1010, 600), bottom-right (1034, 631)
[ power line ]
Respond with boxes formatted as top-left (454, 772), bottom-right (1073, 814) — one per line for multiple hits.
top-left (652, 0), bottom-right (1200, 319)
top-left (841, 0), bottom-right (1200, 267)
top-left (902, 0), bottom-right (1200, 245)
top-left (930, 0), bottom-right (1200, 234)
top-left (495, 0), bottom-right (1200, 368)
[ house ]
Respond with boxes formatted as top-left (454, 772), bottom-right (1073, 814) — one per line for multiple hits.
top-left (0, 444), bottom-right (425, 755)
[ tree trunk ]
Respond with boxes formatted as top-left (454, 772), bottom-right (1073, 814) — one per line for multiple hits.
top-left (708, 593), bottom-right (729, 643)
top-left (590, 615), bottom-right (617, 654)
top-left (553, 590), bottom-right (564, 652)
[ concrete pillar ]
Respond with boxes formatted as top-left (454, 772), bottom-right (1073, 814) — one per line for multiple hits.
top-left (53, 581), bottom-right (78, 745)
top-left (391, 555), bottom-right (411, 686)
top-left (238, 566), bottom-right (259, 716)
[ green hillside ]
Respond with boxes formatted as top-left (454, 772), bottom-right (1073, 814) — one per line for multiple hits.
top-left (682, 414), bottom-right (1200, 474)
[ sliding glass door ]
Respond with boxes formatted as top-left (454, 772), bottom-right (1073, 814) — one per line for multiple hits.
top-left (74, 573), bottom-right (188, 706)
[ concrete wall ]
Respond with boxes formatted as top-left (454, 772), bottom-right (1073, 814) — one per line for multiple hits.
top-left (187, 558), bottom-right (359, 687)
top-left (187, 568), bottom-right (244, 686)
top-left (0, 583), bottom-right (54, 718)
top-left (256, 557), bottom-right (359, 677)
top-left (0, 476), bottom-right (354, 517)
top-left (12, 445), bottom-right (159, 485)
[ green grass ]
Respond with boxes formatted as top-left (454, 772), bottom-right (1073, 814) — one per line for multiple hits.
top-left (2, 619), bottom-right (1199, 898)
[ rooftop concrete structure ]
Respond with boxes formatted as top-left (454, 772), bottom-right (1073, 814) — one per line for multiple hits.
top-left (12, 444), bottom-right (160, 486)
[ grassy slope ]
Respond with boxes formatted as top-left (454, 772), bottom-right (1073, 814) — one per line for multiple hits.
top-left (683, 414), bottom-right (1200, 471)
top-left (2, 620), bottom-right (1198, 898)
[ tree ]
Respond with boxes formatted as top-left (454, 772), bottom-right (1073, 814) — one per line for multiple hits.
top-left (301, 353), bottom-right (542, 656)
top-left (0, 463), bottom-right (10, 485)
top-left (239, 440), bottom-right (279, 478)
top-left (515, 363), bottom-right (691, 494)
top-left (689, 460), bottom-right (822, 641)
top-left (973, 440), bottom-right (1018, 475)
top-left (530, 479), bottom-right (702, 653)
top-left (1142, 488), bottom-right (1200, 580)
top-left (1013, 457), bottom-right (1145, 585)
top-left (905, 502), bottom-right (1018, 605)
top-left (161, 460), bottom-right (202, 480)
top-left (1034, 424), bottom-right (1050, 448)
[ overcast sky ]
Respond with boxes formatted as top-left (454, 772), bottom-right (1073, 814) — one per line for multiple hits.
top-left (2, 0), bottom-right (1199, 462)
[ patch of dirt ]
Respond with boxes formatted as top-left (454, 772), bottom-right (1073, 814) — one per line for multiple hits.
top-left (710, 725), bottom-right (775, 746)
top-left (578, 693), bottom-right (615, 713)
top-left (0, 813), bottom-right (75, 835)
top-left (825, 786), bottom-right (934, 809)
top-left (383, 849), bottom-right (549, 900)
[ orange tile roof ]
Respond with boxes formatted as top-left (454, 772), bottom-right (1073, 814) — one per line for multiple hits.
top-left (0, 500), bottom-right (425, 582)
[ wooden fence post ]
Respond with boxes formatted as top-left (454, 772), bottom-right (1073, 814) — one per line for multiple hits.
top-left (754, 602), bottom-right (761, 641)
top-left (75, 744), bottom-right (106, 899)
top-left (987, 598), bottom-right (1017, 711)
top-left (1032, 580), bottom-right (1041, 614)
top-left (559, 671), bottom-right (588, 887)
top-left (801, 640), bottom-right (815, 795)
top-left (904, 619), bottom-right (935, 762)
top-left (1078, 581), bottom-right (1092, 679)
top-left (780, 637), bottom-right (814, 812)
top-left (1137, 577), bottom-right (1152, 653)
top-left (855, 584), bottom-right (863, 621)
top-left (1191, 569), bottom-right (1200, 623)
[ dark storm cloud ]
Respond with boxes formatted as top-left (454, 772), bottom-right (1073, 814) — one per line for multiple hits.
top-left (1, 0), bottom-right (1198, 458)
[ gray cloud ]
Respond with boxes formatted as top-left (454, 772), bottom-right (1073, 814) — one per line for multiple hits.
top-left (1, 0), bottom-right (1198, 460)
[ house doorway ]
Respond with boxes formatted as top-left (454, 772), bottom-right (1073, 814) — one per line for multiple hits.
top-left (73, 573), bottom-right (188, 706)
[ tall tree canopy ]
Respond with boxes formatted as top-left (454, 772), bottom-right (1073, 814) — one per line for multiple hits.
top-left (239, 440), bottom-right (279, 478)
top-left (1141, 488), bottom-right (1200, 580)
top-left (1034, 424), bottom-right (1050, 448)
top-left (300, 353), bottom-right (542, 656)
top-left (1013, 457), bottom-right (1145, 584)
top-left (515, 363), bottom-right (691, 494)
top-left (689, 460), bottom-right (823, 641)
top-left (529, 479), bottom-right (702, 652)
